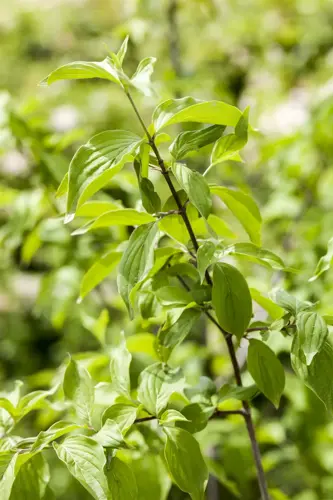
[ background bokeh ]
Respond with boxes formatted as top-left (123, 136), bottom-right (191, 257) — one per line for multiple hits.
top-left (2, 0), bottom-right (333, 498)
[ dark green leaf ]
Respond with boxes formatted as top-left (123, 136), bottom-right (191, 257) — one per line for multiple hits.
top-left (106, 457), bottom-right (137, 500)
top-left (177, 403), bottom-right (214, 434)
top-left (169, 125), bottom-right (225, 160)
top-left (212, 263), bottom-right (252, 339)
top-left (139, 178), bottom-right (161, 214)
top-left (164, 427), bottom-right (208, 500)
top-left (217, 383), bottom-right (259, 403)
top-left (247, 339), bottom-right (285, 408)
top-left (291, 338), bottom-right (333, 413)
top-left (172, 163), bottom-right (212, 219)
top-left (117, 222), bottom-right (159, 314)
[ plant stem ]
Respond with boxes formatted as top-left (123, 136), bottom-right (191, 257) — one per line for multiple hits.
top-left (125, 90), bottom-right (270, 500)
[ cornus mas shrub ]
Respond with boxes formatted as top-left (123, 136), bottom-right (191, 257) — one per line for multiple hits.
top-left (1, 37), bottom-right (333, 500)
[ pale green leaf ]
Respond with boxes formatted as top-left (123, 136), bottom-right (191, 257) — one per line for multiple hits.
top-left (164, 427), bottom-right (208, 500)
top-left (172, 163), bottom-right (212, 219)
top-left (224, 242), bottom-right (285, 270)
top-left (66, 130), bottom-right (142, 218)
top-left (117, 36), bottom-right (129, 66)
top-left (212, 263), bottom-right (252, 339)
top-left (40, 57), bottom-right (122, 86)
top-left (309, 237), bottom-right (333, 282)
top-left (80, 250), bottom-right (122, 301)
top-left (75, 200), bottom-right (122, 218)
top-left (155, 286), bottom-right (193, 307)
top-left (63, 358), bottom-right (94, 424)
top-left (92, 419), bottom-right (125, 448)
top-left (53, 436), bottom-right (109, 500)
top-left (31, 421), bottom-right (85, 453)
top-left (109, 331), bottom-right (132, 396)
top-left (295, 311), bottom-right (328, 365)
top-left (137, 362), bottom-right (185, 416)
top-left (247, 339), bottom-right (285, 408)
top-left (130, 57), bottom-right (156, 96)
top-left (249, 288), bottom-right (284, 320)
top-left (210, 185), bottom-right (261, 245)
top-left (153, 97), bottom-right (241, 132)
top-left (159, 409), bottom-right (189, 426)
top-left (72, 209), bottom-right (156, 235)
top-left (101, 404), bottom-right (138, 433)
top-left (106, 457), bottom-right (137, 500)
top-left (117, 222), bottom-right (159, 313)
top-left (272, 289), bottom-right (312, 315)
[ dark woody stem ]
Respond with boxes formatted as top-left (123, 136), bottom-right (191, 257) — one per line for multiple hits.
top-left (125, 90), bottom-right (270, 500)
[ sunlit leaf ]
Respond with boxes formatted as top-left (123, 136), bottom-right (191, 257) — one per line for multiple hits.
top-left (169, 125), bottom-right (225, 160)
top-left (172, 163), bottom-right (212, 219)
top-left (295, 311), bottom-right (328, 365)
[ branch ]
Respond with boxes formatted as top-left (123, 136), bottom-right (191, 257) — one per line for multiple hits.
top-left (125, 90), bottom-right (270, 500)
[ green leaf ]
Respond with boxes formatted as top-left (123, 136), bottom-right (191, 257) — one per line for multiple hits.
top-left (172, 163), bottom-right (212, 219)
top-left (249, 288), bottom-right (284, 320)
top-left (159, 409), bottom-right (190, 426)
top-left (197, 241), bottom-right (217, 284)
top-left (224, 242), bottom-right (285, 270)
top-left (92, 419), bottom-right (125, 448)
top-left (106, 457), bottom-right (138, 500)
top-left (10, 454), bottom-right (50, 500)
top-left (159, 190), bottom-right (199, 245)
top-left (212, 263), bottom-right (252, 339)
top-left (40, 57), bottom-right (122, 86)
top-left (117, 36), bottom-right (129, 66)
top-left (184, 377), bottom-right (217, 405)
top-left (117, 222), bottom-right (159, 314)
top-left (247, 339), bottom-right (285, 408)
top-left (291, 338), bottom-right (333, 413)
top-left (205, 458), bottom-right (240, 498)
top-left (156, 307), bottom-right (201, 362)
top-left (177, 403), bottom-right (214, 434)
top-left (137, 362), bottom-right (185, 416)
top-left (272, 289), bottom-right (312, 315)
top-left (309, 237), bottom-right (333, 282)
top-left (210, 185), bottom-right (261, 245)
top-left (101, 404), bottom-right (138, 433)
top-left (153, 97), bottom-right (241, 132)
top-left (66, 130), bottom-right (142, 218)
top-left (130, 57), bottom-right (156, 96)
top-left (72, 209), bottom-right (156, 235)
top-left (169, 125), bottom-right (225, 160)
top-left (155, 286), bottom-right (193, 307)
top-left (209, 109), bottom-right (249, 167)
top-left (63, 358), bottom-right (94, 424)
top-left (139, 178), bottom-right (161, 214)
top-left (31, 421), bottom-right (85, 453)
top-left (79, 250), bottom-right (122, 301)
top-left (295, 312), bottom-right (328, 365)
top-left (109, 332), bottom-right (132, 396)
top-left (53, 436), bottom-right (109, 500)
top-left (164, 427), bottom-right (208, 500)
top-left (217, 383), bottom-right (259, 403)
top-left (155, 304), bottom-right (201, 363)
top-left (75, 200), bottom-right (123, 218)
top-left (0, 453), bottom-right (19, 500)
top-left (131, 454), bottom-right (170, 500)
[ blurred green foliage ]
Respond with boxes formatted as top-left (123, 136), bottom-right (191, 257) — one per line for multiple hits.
top-left (2, 0), bottom-right (333, 498)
